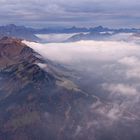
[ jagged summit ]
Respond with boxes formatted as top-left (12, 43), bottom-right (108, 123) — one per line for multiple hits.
top-left (0, 37), bottom-right (32, 68)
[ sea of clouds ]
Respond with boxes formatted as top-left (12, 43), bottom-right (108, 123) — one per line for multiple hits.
top-left (23, 37), bottom-right (140, 138)
top-left (23, 39), bottom-right (140, 100)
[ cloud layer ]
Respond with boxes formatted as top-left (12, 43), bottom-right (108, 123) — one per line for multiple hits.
top-left (23, 37), bottom-right (140, 138)
top-left (24, 39), bottom-right (140, 99)
top-left (24, 38), bottom-right (140, 101)
top-left (24, 40), bottom-right (139, 63)
top-left (1, 0), bottom-right (140, 28)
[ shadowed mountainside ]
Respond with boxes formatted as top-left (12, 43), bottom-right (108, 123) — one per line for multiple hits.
top-left (0, 37), bottom-right (94, 140)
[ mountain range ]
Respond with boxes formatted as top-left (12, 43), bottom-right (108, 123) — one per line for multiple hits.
top-left (0, 24), bottom-right (140, 42)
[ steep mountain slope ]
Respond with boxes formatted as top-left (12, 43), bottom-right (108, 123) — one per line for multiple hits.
top-left (0, 37), bottom-right (140, 140)
top-left (0, 37), bottom-right (94, 140)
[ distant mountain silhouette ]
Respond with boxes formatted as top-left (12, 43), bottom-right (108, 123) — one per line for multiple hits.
top-left (67, 32), bottom-right (112, 42)
top-left (0, 24), bottom-right (40, 41)
top-left (0, 24), bottom-right (139, 42)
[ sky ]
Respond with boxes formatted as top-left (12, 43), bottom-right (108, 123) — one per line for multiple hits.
top-left (0, 0), bottom-right (140, 28)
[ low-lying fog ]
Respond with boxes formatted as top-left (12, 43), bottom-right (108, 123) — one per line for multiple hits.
top-left (23, 35), bottom-right (140, 139)
top-left (36, 33), bottom-right (80, 43)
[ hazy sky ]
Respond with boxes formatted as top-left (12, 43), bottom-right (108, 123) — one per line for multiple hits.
top-left (0, 0), bottom-right (140, 28)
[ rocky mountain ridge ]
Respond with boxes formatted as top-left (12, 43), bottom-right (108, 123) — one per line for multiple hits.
top-left (0, 37), bottom-right (94, 140)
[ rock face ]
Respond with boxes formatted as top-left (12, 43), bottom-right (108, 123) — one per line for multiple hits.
top-left (0, 37), bottom-right (92, 140)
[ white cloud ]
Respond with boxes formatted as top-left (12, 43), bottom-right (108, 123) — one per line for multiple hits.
top-left (119, 56), bottom-right (140, 67)
top-left (23, 39), bottom-right (140, 99)
top-left (36, 33), bottom-right (77, 43)
top-left (102, 83), bottom-right (138, 96)
top-left (23, 36), bottom-right (140, 128)
top-left (23, 40), bottom-right (139, 64)
top-left (119, 56), bottom-right (140, 79)
top-left (126, 69), bottom-right (140, 79)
